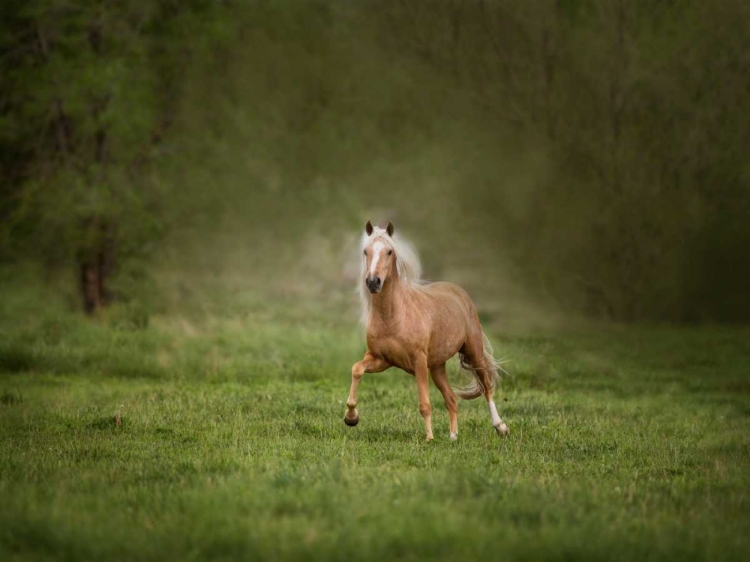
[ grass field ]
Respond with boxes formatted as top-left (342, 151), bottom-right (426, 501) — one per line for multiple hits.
top-left (1, 282), bottom-right (749, 561)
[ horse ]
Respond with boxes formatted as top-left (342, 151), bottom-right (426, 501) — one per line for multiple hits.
top-left (343, 220), bottom-right (510, 441)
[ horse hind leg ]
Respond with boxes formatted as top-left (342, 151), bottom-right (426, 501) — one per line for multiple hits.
top-left (462, 334), bottom-right (509, 437)
top-left (430, 363), bottom-right (458, 440)
top-left (487, 390), bottom-right (509, 437)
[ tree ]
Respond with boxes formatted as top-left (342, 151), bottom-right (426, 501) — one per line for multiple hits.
top-left (0, 0), bottom-right (230, 313)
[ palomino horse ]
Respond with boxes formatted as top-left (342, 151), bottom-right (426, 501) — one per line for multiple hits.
top-left (344, 220), bottom-right (509, 441)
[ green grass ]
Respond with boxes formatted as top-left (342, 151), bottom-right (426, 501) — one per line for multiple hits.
top-left (1, 287), bottom-right (749, 561)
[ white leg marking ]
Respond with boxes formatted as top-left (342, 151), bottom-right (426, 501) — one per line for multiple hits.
top-left (488, 400), bottom-right (501, 425)
top-left (450, 432), bottom-right (458, 441)
top-left (489, 400), bottom-right (509, 436)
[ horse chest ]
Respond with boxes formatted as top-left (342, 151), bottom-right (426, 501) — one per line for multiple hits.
top-left (367, 330), bottom-right (420, 373)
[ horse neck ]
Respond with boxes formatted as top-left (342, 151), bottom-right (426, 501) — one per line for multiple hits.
top-left (369, 269), bottom-right (406, 325)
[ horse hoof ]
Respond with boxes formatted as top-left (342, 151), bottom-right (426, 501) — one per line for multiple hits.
top-left (449, 432), bottom-right (458, 441)
top-left (495, 423), bottom-right (509, 437)
top-left (344, 416), bottom-right (359, 427)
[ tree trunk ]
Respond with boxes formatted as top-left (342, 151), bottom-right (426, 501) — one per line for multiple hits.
top-left (81, 258), bottom-right (102, 314)
top-left (79, 219), bottom-right (116, 314)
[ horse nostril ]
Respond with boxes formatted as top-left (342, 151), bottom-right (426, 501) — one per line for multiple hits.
top-left (366, 276), bottom-right (381, 291)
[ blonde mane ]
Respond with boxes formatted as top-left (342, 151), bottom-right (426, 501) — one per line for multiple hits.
top-left (358, 227), bottom-right (424, 325)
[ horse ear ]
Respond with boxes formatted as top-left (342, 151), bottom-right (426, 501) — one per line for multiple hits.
top-left (386, 221), bottom-right (395, 237)
top-left (365, 220), bottom-right (374, 236)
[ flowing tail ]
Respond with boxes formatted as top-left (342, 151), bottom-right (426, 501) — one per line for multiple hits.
top-left (452, 332), bottom-right (503, 400)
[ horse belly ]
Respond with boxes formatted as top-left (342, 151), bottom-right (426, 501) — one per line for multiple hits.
top-left (427, 333), bottom-right (465, 367)
top-left (427, 301), bottom-right (469, 367)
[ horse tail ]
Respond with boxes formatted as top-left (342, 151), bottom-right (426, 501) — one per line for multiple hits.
top-left (452, 331), bottom-right (501, 400)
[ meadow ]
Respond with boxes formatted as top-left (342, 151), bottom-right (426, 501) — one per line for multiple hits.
top-left (1, 278), bottom-right (749, 562)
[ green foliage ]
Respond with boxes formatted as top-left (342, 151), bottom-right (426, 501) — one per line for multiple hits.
top-left (0, 0), bottom-right (236, 305)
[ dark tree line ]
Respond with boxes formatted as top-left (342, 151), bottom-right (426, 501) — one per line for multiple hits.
top-left (0, 0), bottom-right (226, 312)
top-left (371, 0), bottom-right (750, 321)
top-left (2, 1), bottom-right (749, 322)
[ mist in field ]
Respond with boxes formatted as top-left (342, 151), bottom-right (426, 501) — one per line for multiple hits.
top-left (2, 1), bottom-right (749, 326)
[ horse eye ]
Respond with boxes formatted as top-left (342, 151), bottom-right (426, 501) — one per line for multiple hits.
top-left (387, 250), bottom-right (393, 256)
top-left (363, 250), bottom-right (367, 256)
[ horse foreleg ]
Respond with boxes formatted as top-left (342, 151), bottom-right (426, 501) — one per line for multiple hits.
top-left (344, 352), bottom-right (389, 427)
top-left (415, 356), bottom-right (434, 441)
top-left (430, 363), bottom-right (458, 440)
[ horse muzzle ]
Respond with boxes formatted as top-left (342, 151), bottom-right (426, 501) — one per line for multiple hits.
top-left (366, 275), bottom-right (382, 294)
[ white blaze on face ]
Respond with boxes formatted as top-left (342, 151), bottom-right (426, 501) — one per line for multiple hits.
top-left (369, 241), bottom-right (385, 276)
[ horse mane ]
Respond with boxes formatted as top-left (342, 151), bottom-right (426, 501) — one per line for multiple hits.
top-left (358, 227), bottom-right (424, 325)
